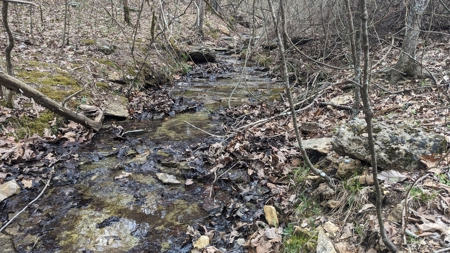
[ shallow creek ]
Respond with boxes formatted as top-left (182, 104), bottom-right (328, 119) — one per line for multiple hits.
top-left (1, 54), bottom-right (283, 252)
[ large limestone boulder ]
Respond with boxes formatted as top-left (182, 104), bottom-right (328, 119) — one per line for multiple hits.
top-left (332, 119), bottom-right (446, 171)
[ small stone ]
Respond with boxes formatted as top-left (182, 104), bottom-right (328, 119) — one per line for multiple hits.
top-left (324, 200), bottom-right (340, 209)
top-left (300, 122), bottom-right (321, 133)
top-left (193, 235), bottom-right (210, 249)
top-left (317, 228), bottom-right (337, 253)
top-left (294, 138), bottom-right (333, 154)
top-left (334, 241), bottom-right (357, 253)
top-left (323, 221), bottom-right (339, 238)
top-left (105, 98), bottom-right (129, 119)
top-left (263, 205), bottom-right (278, 227)
top-left (0, 180), bottom-right (21, 202)
top-left (156, 173), bottom-right (181, 184)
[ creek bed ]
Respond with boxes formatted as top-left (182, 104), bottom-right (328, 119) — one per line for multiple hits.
top-left (0, 54), bottom-right (284, 252)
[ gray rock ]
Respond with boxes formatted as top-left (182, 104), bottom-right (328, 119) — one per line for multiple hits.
top-left (300, 122), bottom-right (322, 134)
top-left (332, 119), bottom-right (447, 171)
top-left (156, 173), bottom-right (181, 184)
top-left (316, 228), bottom-right (337, 253)
top-left (337, 156), bottom-right (362, 179)
top-left (105, 96), bottom-right (129, 119)
top-left (294, 138), bottom-right (333, 154)
top-left (0, 180), bottom-right (20, 202)
top-left (99, 45), bottom-right (116, 55)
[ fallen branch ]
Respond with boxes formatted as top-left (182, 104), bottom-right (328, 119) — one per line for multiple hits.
top-left (0, 174), bottom-right (52, 233)
top-left (0, 71), bottom-right (103, 131)
top-left (62, 84), bottom-right (87, 108)
top-left (319, 102), bottom-right (353, 111)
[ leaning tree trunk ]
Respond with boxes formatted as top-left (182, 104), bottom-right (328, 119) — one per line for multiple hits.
top-left (0, 72), bottom-right (103, 131)
top-left (393, 0), bottom-right (429, 78)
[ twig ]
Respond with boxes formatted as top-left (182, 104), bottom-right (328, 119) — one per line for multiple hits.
top-left (287, 35), bottom-right (349, 71)
top-left (434, 247), bottom-right (450, 253)
top-left (319, 102), bottom-right (353, 111)
top-left (213, 162), bottom-right (239, 184)
top-left (61, 84), bottom-right (87, 108)
top-left (0, 174), bottom-right (52, 233)
top-left (402, 172), bottom-right (431, 245)
top-left (233, 88), bottom-right (323, 133)
top-left (183, 121), bottom-right (225, 139)
top-left (371, 36), bottom-right (394, 70)
top-left (3, 0), bottom-right (38, 6)
top-left (122, 129), bottom-right (145, 136)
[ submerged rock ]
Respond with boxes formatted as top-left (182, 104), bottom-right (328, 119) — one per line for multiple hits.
top-left (332, 119), bottom-right (446, 171)
top-left (0, 180), bottom-right (20, 202)
top-left (156, 173), bottom-right (181, 184)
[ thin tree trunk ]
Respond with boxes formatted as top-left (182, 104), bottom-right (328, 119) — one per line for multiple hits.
top-left (2, 0), bottom-right (15, 108)
top-left (267, 0), bottom-right (336, 190)
top-left (344, 0), bottom-right (361, 118)
top-left (124, 0), bottom-right (131, 25)
top-left (62, 0), bottom-right (69, 46)
top-left (197, 0), bottom-right (205, 37)
top-left (360, 0), bottom-right (397, 251)
top-left (279, 0), bottom-right (287, 49)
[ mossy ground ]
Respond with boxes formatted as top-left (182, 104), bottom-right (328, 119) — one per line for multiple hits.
top-left (16, 69), bottom-right (80, 102)
top-left (9, 111), bottom-right (59, 139)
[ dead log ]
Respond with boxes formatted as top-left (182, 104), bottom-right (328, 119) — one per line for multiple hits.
top-left (0, 71), bottom-right (103, 131)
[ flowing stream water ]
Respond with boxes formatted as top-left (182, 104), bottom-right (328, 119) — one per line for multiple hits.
top-left (1, 53), bottom-right (283, 252)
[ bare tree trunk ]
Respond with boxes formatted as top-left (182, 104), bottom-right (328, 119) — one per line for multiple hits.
top-left (2, 0), bottom-right (15, 108)
top-left (131, 0), bottom-right (145, 55)
top-left (196, 0), bottom-right (205, 37)
top-left (62, 0), bottom-right (69, 46)
top-left (279, 0), bottom-right (287, 49)
top-left (344, 0), bottom-right (361, 118)
top-left (360, 0), bottom-right (397, 251)
top-left (0, 72), bottom-right (103, 131)
top-left (393, 0), bottom-right (430, 78)
top-left (124, 0), bottom-right (131, 25)
top-left (267, 0), bottom-right (336, 190)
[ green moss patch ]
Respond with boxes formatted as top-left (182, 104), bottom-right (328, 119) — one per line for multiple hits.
top-left (16, 70), bottom-right (80, 102)
top-left (13, 111), bottom-right (58, 139)
top-left (80, 39), bottom-right (96, 45)
top-left (96, 58), bottom-right (118, 68)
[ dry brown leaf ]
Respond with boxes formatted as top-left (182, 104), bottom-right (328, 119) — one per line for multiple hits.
top-left (420, 154), bottom-right (441, 169)
top-left (22, 178), bottom-right (33, 189)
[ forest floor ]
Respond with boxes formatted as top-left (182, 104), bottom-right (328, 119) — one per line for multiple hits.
top-left (1, 1), bottom-right (450, 252)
